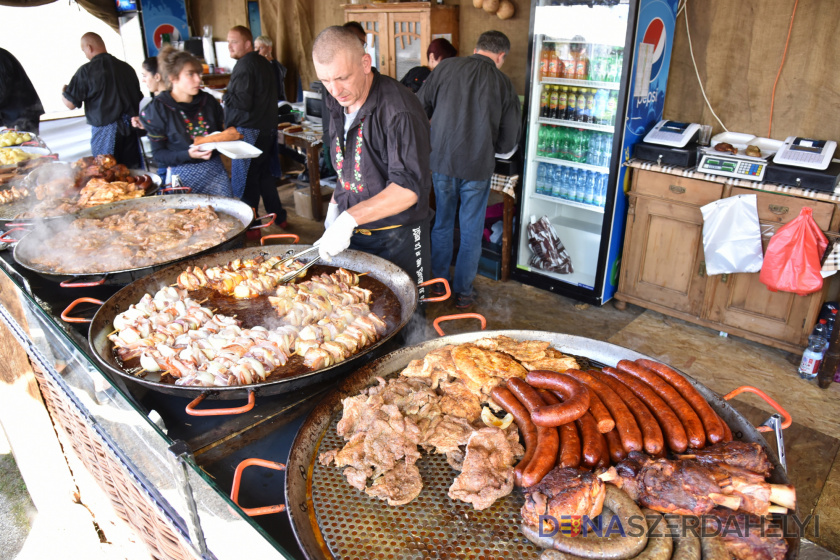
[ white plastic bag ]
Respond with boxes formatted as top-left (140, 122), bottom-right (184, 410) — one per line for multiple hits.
top-left (700, 194), bottom-right (763, 275)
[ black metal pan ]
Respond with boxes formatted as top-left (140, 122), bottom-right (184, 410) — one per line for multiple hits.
top-left (11, 193), bottom-right (264, 287)
top-left (280, 331), bottom-right (798, 560)
top-left (64, 243), bottom-right (448, 415)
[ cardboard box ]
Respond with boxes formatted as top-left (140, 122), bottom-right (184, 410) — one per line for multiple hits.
top-left (294, 186), bottom-right (333, 220)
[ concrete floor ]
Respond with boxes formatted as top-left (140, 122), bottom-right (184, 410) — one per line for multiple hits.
top-left (3, 180), bottom-right (840, 557)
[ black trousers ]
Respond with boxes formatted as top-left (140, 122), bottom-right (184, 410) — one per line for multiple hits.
top-left (349, 218), bottom-right (432, 301)
top-left (242, 131), bottom-right (286, 223)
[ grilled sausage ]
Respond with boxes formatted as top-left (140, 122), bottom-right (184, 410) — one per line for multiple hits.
top-left (718, 412), bottom-right (733, 442)
top-left (604, 429), bottom-right (627, 463)
top-left (507, 378), bottom-right (560, 487)
top-left (699, 535), bottom-right (729, 560)
top-left (671, 530), bottom-right (701, 560)
top-left (562, 369), bottom-right (643, 454)
top-left (584, 390), bottom-right (616, 434)
top-left (521, 486), bottom-right (648, 559)
top-left (138, 174), bottom-right (152, 191)
top-left (558, 421), bottom-right (582, 468)
top-left (616, 360), bottom-right (705, 449)
top-left (595, 431), bottom-right (611, 469)
top-left (590, 370), bottom-right (664, 456)
top-left (525, 370), bottom-right (591, 427)
top-left (575, 411), bottom-right (605, 468)
top-left (638, 508), bottom-right (674, 560)
top-left (601, 366), bottom-right (689, 452)
top-left (490, 386), bottom-right (538, 487)
top-left (636, 359), bottom-right (725, 445)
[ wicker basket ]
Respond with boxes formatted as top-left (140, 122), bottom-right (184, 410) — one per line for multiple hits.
top-left (31, 363), bottom-right (200, 560)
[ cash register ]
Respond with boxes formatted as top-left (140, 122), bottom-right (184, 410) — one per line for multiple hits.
top-left (633, 120), bottom-right (701, 168)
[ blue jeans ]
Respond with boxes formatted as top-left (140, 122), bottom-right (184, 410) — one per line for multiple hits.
top-left (431, 173), bottom-right (492, 296)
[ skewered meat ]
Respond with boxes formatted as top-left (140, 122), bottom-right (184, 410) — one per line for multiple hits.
top-left (704, 508), bottom-right (788, 560)
top-left (679, 441), bottom-right (772, 477)
top-left (599, 451), bottom-right (740, 516)
top-left (520, 467), bottom-right (606, 532)
top-left (448, 426), bottom-right (518, 510)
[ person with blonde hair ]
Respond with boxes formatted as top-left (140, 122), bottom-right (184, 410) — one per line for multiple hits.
top-left (254, 35), bottom-right (287, 101)
top-left (62, 32), bottom-right (143, 167)
top-left (139, 46), bottom-right (231, 196)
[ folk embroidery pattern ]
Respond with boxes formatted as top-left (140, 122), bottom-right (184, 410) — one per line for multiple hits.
top-left (335, 118), bottom-right (365, 194)
top-left (180, 110), bottom-right (208, 140)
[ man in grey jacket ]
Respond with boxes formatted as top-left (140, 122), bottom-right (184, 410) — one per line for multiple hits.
top-left (418, 30), bottom-right (521, 308)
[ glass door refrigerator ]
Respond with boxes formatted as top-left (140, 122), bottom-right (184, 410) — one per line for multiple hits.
top-left (512, 0), bottom-right (680, 305)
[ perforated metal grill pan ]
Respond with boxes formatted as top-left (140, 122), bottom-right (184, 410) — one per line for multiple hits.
top-left (286, 331), bottom-right (798, 560)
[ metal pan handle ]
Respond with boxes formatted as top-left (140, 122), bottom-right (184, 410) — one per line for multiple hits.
top-left (418, 278), bottom-right (451, 303)
top-left (723, 385), bottom-right (792, 432)
top-left (251, 213), bottom-right (276, 229)
top-left (0, 228), bottom-right (27, 243)
top-left (60, 275), bottom-right (107, 288)
top-left (261, 233), bottom-right (300, 245)
top-left (60, 297), bottom-right (104, 323)
top-left (160, 185), bottom-right (192, 194)
top-left (433, 313), bottom-right (487, 337)
top-left (230, 458), bottom-right (287, 516)
top-left (5, 222), bottom-right (33, 228)
top-left (185, 391), bottom-right (256, 416)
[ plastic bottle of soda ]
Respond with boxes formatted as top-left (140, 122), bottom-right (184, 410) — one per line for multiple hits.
top-left (607, 47), bottom-right (623, 82)
top-left (575, 43), bottom-right (589, 80)
top-left (555, 42), bottom-right (571, 79)
top-left (605, 91), bottom-right (618, 126)
top-left (538, 126), bottom-right (548, 157)
top-left (559, 127), bottom-right (571, 160)
top-left (540, 43), bottom-right (551, 80)
top-left (556, 86), bottom-right (568, 120)
top-left (540, 85), bottom-right (550, 118)
top-left (800, 319), bottom-right (830, 380)
top-left (552, 127), bottom-right (563, 159)
top-left (575, 89), bottom-right (587, 122)
top-left (548, 45), bottom-right (559, 78)
top-left (584, 89), bottom-right (596, 123)
top-left (588, 44), bottom-right (603, 82)
top-left (548, 86), bottom-right (559, 120)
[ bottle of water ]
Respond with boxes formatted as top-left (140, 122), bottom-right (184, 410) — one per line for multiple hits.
top-left (570, 169), bottom-right (582, 202)
top-left (584, 171), bottom-right (595, 205)
top-left (799, 319), bottom-right (830, 380)
top-left (601, 134), bottom-right (612, 167)
top-left (561, 167), bottom-right (572, 199)
top-left (552, 166), bottom-right (564, 198)
top-left (587, 133), bottom-right (600, 166)
top-left (536, 163), bottom-right (546, 195)
top-left (597, 173), bottom-right (608, 206)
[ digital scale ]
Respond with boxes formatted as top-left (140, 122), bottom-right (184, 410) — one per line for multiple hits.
top-left (644, 120), bottom-right (701, 148)
top-left (697, 151), bottom-right (768, 182)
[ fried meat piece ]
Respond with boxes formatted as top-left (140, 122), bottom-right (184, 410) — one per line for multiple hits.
top-left (704, 508), bottom-right (788, 560)
top-left (438, 379), bottom-right (482, 422)
top-left (521, 468), bottom-right (606, 531)
top-left (473, 335), bottom-right (551, 362)
top-left (365, 461), bottom-right (423, 506)
top-left (450, 343), bottom-right (527, 397)
top-left (401, 345), bottom-right (457, 389)
top-left (448, 427), bottom-right (516, 510)
top-left (684, 441), bottom-right (772, 478)
top-left (522, 355), bottom-right (580, 373)
top-left (421, 414), bottom-right (474, 455)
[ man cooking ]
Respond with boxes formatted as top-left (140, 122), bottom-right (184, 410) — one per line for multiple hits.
top-left (312, 26), bottom-right (432, 295)
top-left (62, 32), bottom-right (143, 168)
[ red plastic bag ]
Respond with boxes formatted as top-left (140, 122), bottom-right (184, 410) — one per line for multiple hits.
top-left (759, 207), bottom-right (828, 295)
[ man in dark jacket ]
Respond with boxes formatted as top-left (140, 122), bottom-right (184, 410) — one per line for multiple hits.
top-left (224, 25), bottom-right (286, 226)
top-left (418, 31), bottom-right (521, 308)
top-left (0, 48), bottom-right (44, 133)
top-left (312, 26), bottom-right (432, 297)
top-left (62, 32), bottom-right (143, 168)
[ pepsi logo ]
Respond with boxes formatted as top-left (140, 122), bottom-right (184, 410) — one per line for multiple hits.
top-left (153, 24), bottom-right (181, 49)
top-left (640, 17), bottom-right (666, 81)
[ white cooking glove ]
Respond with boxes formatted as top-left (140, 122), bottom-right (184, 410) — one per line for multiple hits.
top-left (314, 211), bottom-right (357, 261)
top-left (324, 202), bottom-right (340, 229)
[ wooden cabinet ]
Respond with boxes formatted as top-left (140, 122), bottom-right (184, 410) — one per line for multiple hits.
top-left (615, 168), bottom-right (837, 354)
top-left (344, 2), bottom-right (459, 81)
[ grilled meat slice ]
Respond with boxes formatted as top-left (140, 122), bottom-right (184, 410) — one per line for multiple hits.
top-left (420, 414), bottom-right (474, 455)
top-left (682, 441), bottom-right (772, 477)
top-left (450, 343), bottom-right (528, 397)
top-left (600, 452), bottom-right (740, 516)
top-left (365, 461), bottom-right (423, 506)
top-left (704, 508), bottom-right (788, 560)
top-left (473, 335), bottom-right (551, 362)
top-left (448, 427), bottom-right (517, 510)
top-left (438, 379), bottom-right (482, 422)
top-left (521, 467), bottom-right (606, 532)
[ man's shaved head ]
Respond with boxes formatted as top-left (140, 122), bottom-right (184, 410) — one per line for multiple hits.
top-left (313, 26), bottom-right (365, 65)
top-left (80, 32), bottom-right (106, 60)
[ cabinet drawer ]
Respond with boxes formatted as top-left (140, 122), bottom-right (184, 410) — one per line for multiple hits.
top-left (732, 187), bottom-right (834, 230)
top-left (634, 171), bottom-right (723, 206)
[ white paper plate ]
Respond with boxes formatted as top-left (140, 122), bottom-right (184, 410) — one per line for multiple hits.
top-left (710, 131), bottom-right (756, 150)
top-left (195, 140), bottom-right (262, 159)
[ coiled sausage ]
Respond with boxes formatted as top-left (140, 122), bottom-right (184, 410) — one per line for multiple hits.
top-left (490, 385), bottom-right (538, 487)
top-left (524, 370), bottom-right (591, 427)
top-left (507, 378), bottom-right (560, 487)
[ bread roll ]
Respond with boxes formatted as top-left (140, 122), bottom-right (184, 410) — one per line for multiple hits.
top-left (497, 0), bottom-right (515, 19)
top-left (473, 0), bottom-right (484, 8)
top-left (483, 0), bottom-right (500, 13)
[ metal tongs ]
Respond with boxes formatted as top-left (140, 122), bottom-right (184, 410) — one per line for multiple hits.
top-left (274, 246), bottom-right (321, 284)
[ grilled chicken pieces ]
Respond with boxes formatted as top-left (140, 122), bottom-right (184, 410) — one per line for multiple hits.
top-left (521, 467), bottom-right (606, 532)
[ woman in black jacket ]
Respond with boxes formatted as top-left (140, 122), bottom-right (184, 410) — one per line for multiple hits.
top-left (140, 47), bottom-right (231, 196)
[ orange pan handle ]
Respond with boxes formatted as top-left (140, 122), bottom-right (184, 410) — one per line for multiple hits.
top-left (433, 313), bottom-right (487, 337)
top-left (251, 213), bottom-right (276, 229)
top-left (185, 391), bottom-right (256, 416)
top-left (60, 297), bottom-right (104, 323)
top-left (723, 386), bottom-right (792, 432)
top-left (0, 228), bottom-right (27, 243)
top-left (230, 458), bottom-right (287, 516)
top-left (160, 185), bottom-right (192, 194)
top-left (261, 233), bottom-right (300, 245)
top-left (418, 278), bottom-right (451, 303)
top-left (60, 276), bottom-right (107, 288)
top-left (5, 222), bottom-right (33, 228)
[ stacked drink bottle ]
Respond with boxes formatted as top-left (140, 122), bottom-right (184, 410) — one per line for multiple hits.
top-left (538, 125), bottom-right (612, 166)
top-left (534, 162), bottom-right (609, 208)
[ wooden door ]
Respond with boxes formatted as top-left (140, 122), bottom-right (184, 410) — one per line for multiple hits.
top-left (345, 11), bottom-right (390, 76)
top-left (621, 195), bottom-right (708, 316)
top-left (707, 224), bottom-right (817, 345)
top-left (388, 11), bottom-right (429, 81)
